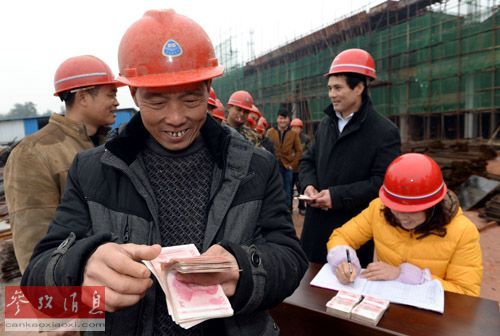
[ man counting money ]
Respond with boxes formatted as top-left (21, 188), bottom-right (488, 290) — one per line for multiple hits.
top-left (22, 8), bottom-right (307, 335)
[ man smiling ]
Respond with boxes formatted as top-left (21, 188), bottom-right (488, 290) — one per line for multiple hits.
top-left (226, 90), bottom-right (262, 146)
top-left (299, 48), bottom-right (401, 265)
top-left (22, 9), bottom-right (307, 335)
top-left (5, 54), bottom-right (122, 273)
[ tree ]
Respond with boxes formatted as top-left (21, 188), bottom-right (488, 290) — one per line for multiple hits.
top-left (7, 102), bottom-right (38, 118)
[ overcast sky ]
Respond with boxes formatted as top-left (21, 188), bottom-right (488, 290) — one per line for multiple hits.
top-left (0, 0), bottom-right (382, 115)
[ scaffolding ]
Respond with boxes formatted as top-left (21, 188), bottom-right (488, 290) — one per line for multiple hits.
top-left (213, 0), bottom-right (499, 141)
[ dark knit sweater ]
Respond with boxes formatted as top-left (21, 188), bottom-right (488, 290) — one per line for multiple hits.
top-left (142, 136), bottom-right (214, 336)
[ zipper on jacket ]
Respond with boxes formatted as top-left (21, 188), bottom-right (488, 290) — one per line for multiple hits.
top-left (204, 135), bottom-right (230, 229)
top-left (123, 219), bottom-right (130, 243)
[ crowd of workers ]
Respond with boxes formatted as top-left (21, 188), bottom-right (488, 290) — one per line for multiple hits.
top-left (3, 7), bottom-right (483, 335)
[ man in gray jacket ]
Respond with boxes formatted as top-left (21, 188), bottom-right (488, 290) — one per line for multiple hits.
top-left (22, 9), bottom-right (307, 335)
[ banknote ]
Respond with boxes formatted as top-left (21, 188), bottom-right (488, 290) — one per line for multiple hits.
top-left (164, 255), bottom-right (239, 273)
top-left (143, 244), bottom-right (234, 329)
top-left (350, 295), bottom-right (390, 326)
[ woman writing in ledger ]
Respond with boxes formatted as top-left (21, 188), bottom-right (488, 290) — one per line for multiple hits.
top-left (327, 153), bottom-right (483, 296)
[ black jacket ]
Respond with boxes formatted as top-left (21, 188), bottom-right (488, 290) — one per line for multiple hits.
top-left (299, 99), bottom-right (401, 264)
top-left (22, 113), bottom-right (308, 335)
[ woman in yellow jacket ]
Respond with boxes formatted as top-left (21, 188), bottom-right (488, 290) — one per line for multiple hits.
top-left (327, 153), bottom-right (483, 296)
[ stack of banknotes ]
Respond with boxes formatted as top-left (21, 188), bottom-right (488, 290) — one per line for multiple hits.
top-left (326, 291), bottom-right (390, 325)
top-left (143, 244), bottom-right (237, 329)
top-left (167, 255), bottom-right (239, 273)
top-left (350, 295), bottom-right (390, 326)
top-left (325, 290), bottom-right (363, 318)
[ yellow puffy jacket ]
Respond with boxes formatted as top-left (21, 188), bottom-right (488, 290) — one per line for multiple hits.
top-left (327, 197), bottom-right (483, 296)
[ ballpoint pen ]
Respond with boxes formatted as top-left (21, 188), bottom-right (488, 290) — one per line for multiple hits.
top-left (346, 249), bottom-right (353, 275)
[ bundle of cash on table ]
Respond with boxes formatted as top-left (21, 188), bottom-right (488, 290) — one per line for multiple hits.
top-left (350, 295), bottom-right (390, 326)
top-left (326, 291), bottom-right (390, 325)
top-left (143, 244), bottom-right (239, 329)
top-left (326, 290), bottom-right (363, 318)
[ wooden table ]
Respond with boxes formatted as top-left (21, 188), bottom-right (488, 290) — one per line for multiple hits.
top-left (270, 263), bottom-right (500, 336)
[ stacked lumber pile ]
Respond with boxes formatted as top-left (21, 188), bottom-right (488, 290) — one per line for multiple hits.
top-left (0, 240), bottom-right (21, 281)
top-left (402, 140), bottom-right (497, 191)
top-left (480, 194), bottom-right (500, 222)
top-left (0, 166), bottom-right (11, 240)
top-left (0, 140), bottom-right (20, 166)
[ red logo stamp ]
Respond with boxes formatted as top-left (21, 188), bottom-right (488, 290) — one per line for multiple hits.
top-left (4, 286), bottom-right (105, 331)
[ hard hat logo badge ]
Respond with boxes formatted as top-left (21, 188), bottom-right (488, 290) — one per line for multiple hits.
top-left (162, 40), bottom-right (183, 58)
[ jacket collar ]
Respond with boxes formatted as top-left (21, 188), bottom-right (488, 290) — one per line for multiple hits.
top-left (49, 113), bottom-right (90, 142)
top-left (274, 125), bottom-right (291, 133)
top-left (50, 113), bottom-right (110, 146)
top-left (105, 112), bottom-right (229, 168)
top-left (324, 97), bottom-right (373, 135)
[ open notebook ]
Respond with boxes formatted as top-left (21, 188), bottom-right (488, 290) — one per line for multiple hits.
top-left (311, 264), bottom-right (444, 313)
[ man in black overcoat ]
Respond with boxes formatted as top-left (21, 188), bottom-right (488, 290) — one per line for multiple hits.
top-left (299, 48), bottom-right (401, 265)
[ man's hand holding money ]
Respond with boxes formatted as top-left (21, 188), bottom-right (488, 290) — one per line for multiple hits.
top-left (174, 244), bottom-right (240, 297)
top-left (82, 243), bottom-right (161, 312)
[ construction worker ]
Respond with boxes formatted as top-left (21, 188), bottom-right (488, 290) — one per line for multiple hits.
top-left (255, 117), bottom-right (275, 155)
top-left (4, 55), bottom-right (123, 273)
top-left (299, 48), bottom-right (401, 265)
top-left (207, 87), bottom-right (218, 114)
top-left (248, 104), bottom-right (262, 126)
top-left (246, 114), bottom-right (257, 129)
top-left (22, 9), bottom-right (307, 335)
top-left (327, 153), bottom-right (482, 296)
top-left (212, 98), bottom-right (226, 124)
top-left (290, 118), bottom-right (310, 215)
top-left (267, 109), bottom-right (303, 210)
top-left (226, 90), bottom-right (261, 146)
top-left (258, 116), bottom-right (269, 131)
top-left (290, 118), bottom-right (309, 146)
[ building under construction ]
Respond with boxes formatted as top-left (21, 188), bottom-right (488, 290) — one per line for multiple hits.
top-left (212, 0), bottom-right (499, 142)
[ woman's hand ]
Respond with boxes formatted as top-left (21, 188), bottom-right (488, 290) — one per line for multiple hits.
top-left (335, 261), bottom-right (358, 284)
top-left (361, 261), bottom-right (400, 281)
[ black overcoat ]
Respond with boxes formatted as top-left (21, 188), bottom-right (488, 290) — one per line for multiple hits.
top-left (299, 98), bottom-right (401, 265)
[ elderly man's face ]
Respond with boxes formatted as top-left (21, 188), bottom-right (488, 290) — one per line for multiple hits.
top-left (132, 82), bottom-right (209, 151)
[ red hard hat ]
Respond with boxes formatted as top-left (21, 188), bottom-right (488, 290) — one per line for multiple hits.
top-left (290, 118), bottom-right (303, 128)
top-left (246, 115), bottom-right (256, 128)
top-left (325, 48), bottom-right (376, 80)
top-left (208, 87), bottom-right (217, 108)
top-left (53, 55), bottom-right (123, 96)
top-left (117, 9), bottom-right (224, 87)
top-left (250, 105), bottom-right (262, 118)
top-left (227, 90), bottom-right (254, 111)
top-left (212, 99), bottom-right (225, 121)
top-left (256, 124), bottom-right (265, 135)
top-left (258, 117), bottom-right (268, 129)
top-left (379, 153), bottom-right (447, 212)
